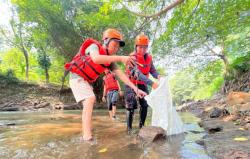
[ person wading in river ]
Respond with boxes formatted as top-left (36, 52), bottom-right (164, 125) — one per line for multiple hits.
top-left (125, 33), bottom-right (160, 134)
top-left (102, 70), bottom-right (123, 120)
top-left (64, 28), bottom-right (147, 141)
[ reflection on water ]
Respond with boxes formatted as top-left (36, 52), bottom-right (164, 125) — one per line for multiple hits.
top-left (0, 110), bottom-right (210, 159)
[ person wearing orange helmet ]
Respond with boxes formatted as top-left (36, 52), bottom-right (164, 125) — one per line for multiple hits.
top-left (64, 29), bottom-right (147, 141)
top-left (125, 33), bottom-right (160, 134)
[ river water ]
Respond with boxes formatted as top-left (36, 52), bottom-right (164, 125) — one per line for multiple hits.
top-left (0, 110), bottom-right (210, 159)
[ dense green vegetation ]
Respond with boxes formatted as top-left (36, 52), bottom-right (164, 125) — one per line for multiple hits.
top-left (0, 0), bottom-right (249, 103)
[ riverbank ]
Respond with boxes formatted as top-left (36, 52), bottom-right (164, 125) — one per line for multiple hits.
top-left (0, 74), bottom-right (116, 112)
top-left (178, 93), bottom-right (250, 159)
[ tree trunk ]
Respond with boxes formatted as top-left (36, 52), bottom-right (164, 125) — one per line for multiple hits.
top-left (219, 44), bottom-right (230, 94)
top-left (220, 44), bottom-right (229, 77)
top-left (220, 53), bottom-right (229, 76)
top-left (45, 67), bottom-right (49, 84)
top-left (21, 47), bottom-right (29, 81)
top-left (205, 43), bottom-right (229, 77)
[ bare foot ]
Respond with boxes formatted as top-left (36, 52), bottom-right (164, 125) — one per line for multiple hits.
top-left (82, 136), bottom-right (93, 141)
top-left (80, 136), bottom-right (97, 145)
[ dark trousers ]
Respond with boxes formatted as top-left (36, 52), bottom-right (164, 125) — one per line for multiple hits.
top-left (125, 84), bottom-right (149, 130)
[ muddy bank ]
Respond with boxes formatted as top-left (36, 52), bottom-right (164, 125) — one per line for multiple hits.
top-left (0, 75), bottom-right (125, 112)
top-left (178, 93), bottom-right (250, 159)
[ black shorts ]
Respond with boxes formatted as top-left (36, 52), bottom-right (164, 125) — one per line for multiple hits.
top-left (124, 84), bottom-right (149, 110)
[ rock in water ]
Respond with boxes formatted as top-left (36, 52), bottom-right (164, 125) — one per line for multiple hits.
top-left (138, 126), bottom-right (166, 142)
top-left (195, 140), bottom-right (205, 146)
top-left (200, 120), bottom-right (223, 134)
top-left (209, 107), bottom-right (229, 118)
top-left (34, 102), bottom-right (50, 109)
top-left (210, 107), bottom-right (222, 118)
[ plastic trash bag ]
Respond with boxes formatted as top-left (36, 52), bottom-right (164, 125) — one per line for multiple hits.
top-left (145, 77), bottom-right (185, 135)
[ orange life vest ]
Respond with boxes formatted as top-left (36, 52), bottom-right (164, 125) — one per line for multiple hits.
top-left (126, 52), bottom-right (152, 85)
top-left (64, 38), bottom-right (110, 83)
top-left (103, 72), bottom-right (119, 92)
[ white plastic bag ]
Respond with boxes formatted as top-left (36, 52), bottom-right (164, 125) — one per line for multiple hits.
top-left (145, 77), bottom-right (185, 135)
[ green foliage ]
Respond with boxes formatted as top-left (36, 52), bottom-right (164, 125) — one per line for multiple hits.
top-left (170, 61), bottom-right (224, 105)
top-left (152, 0), bottom-right (249, 100)
top-left (0, 47), bottom-right (64, 84)
top-left (226, 27), bottom-right (250, 74)
top-left (0, 72), bottom-right (19, 85)
top-left (12, 0), bottom-right (82, 58)
top-left (0, 0), bottom-right (248, 102)
top-left (6, 69), bottom-right (16, 78)
top-left (73, 1), bottom-right (137, 54)
top-left (153, 0), bottom-right (249, 55)
top-left (37, 54), bottom-right (51, 70)
top-left (3, 0), bottom-right (138, 86)
top-left (47, 53), bottom-right (65, 84)
top-left (157, 67), bottom-right (167, 76)
top-left (191, 77), bottom-right (224, 100)
top-left (0, 48), bottom-right (26, 76)
top-left (230, 54), bottom-right (250, 73)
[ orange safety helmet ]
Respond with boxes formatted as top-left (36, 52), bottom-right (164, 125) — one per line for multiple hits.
top-left (103, 28), bottom-right (125, 47)
top-left (135, 33), bottom-right (149, 46)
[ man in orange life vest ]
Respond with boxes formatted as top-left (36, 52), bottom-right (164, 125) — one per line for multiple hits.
top-left (64, 29), bottom-right (147, 141)
top-left (125, 33), bottom-right (160, 133)
top-left (102, 70), bottom-right (122, 120)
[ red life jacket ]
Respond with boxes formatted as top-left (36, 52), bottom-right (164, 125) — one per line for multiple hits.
top-left (126, 52), bottom-right (152, 85)
top-left (103, 72), bottom-right (119, 92)
top-left (64, 38), bottom-right (110, 83)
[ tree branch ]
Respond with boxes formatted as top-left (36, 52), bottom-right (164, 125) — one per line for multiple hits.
top-left (204, 43), bottom-right (223, 58)
top-left (191, 0), bottom-right (200, 15)
top-left (0, 28), bottom-right (19, 48)
top-left (121, 0), bottom-right (185, 19)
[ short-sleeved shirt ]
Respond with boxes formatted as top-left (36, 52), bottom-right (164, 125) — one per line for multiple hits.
top-left (87, 44), bottom-right (118, 71)
top-left (70, 44), bottom-right (117, 79)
